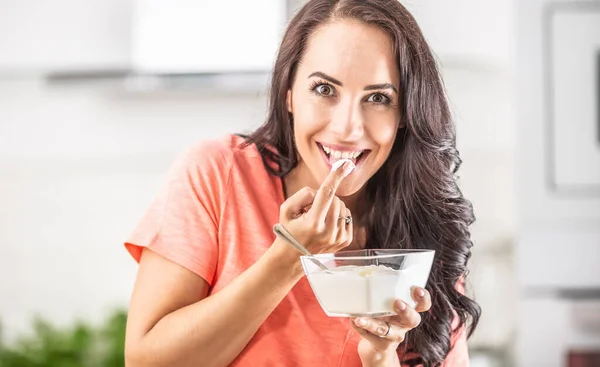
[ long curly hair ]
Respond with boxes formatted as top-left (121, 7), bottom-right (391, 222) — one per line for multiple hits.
top-left (241, 0), bottom-right (481, 365)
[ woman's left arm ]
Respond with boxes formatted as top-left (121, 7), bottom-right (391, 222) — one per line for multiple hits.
top-left (357, 322), bottom-right (470, 367)
top-left (352, 286), bottom-right (432, 367)
top-left (355, 282), bottom-right (471, 367)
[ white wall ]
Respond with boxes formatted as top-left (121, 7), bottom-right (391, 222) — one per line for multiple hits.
top-left (0, 79), bottom-right (267, 337)
top-left (443, 66), bottom-right (517, 353)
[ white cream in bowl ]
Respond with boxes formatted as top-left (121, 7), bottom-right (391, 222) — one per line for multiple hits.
top-left (306, 264), bottom-right (429, 316)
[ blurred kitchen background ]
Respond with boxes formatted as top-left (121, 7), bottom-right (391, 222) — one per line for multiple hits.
top-left (0, 0), bottom-right (598, 366)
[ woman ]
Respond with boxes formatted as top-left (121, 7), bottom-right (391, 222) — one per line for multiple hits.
top-left (123, 0), bottom-right (481, 366)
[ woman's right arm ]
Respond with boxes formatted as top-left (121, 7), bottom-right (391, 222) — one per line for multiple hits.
top-left (125, 160), bottom-right (356, 367)
top-left (124, 240), bottom-right (304, 367)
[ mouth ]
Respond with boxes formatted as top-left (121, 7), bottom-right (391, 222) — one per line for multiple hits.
top-left (316, 142), bottom-right (370, 169)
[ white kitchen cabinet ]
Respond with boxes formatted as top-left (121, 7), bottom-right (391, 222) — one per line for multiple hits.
top-left (516, 0), bottom-right (600, 226)
top-left (517, 228), bottom-right (600, 289)
top-left (549, 6), bottom-right (600, 190)
top-left (131, 0), bottom-right (287, 74)
top-left (0, 0), bottom-right (514, 75)
top-left (517, 298), bottom-right (600, 367)
top-left (0, 0), bottom-right (131, 72)
top-left (401, 0), bottom-right (513, 70)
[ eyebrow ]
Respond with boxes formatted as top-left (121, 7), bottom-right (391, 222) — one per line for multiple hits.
top-left (308, 71), bottom-right (398, 94)
top-left (308, 72), bottom-right (343, 86)
top-left (364, 83), bottom-right (398, 94)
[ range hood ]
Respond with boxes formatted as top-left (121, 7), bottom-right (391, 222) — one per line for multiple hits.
top-left (45, 0), bottom-right (289, 92)
top-left (131, 0), bottom-right (286, 74)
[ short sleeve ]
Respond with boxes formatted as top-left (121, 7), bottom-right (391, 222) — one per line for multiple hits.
top-left (124, 138), bottom-right (232, 285)
top-left (440, 324), bottom-right (470, 366)
top-left (441, 280), bottom-right (471, 367)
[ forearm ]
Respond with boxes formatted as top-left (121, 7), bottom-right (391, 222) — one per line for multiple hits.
top-left (127, 240), bottom-right (304, 367)
top-left (360, 349), bottom-right (401, 367)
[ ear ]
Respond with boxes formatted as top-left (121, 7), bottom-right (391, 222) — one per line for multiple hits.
top-left (286, 89), bottom-right (293, 114)
top-left (398, 115), bottom-right (406, 129)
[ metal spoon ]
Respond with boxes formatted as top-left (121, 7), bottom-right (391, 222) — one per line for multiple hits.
top-left (272, 223), bottom-right (331, 272)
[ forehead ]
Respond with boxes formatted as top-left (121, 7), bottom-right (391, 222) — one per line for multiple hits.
top-left (299, 19), bottom-right (399, 85)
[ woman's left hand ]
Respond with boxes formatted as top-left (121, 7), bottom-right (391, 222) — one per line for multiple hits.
top-left (351, 286), bottom-right (432, 366)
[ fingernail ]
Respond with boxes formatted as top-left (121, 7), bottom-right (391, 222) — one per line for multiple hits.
top-left (331, 159), bottom-right (347, 172)
top-left (355, 317), bottom-right (367, 326)
top-left (395, 301), bottom-right (407, 312)
top-left (342, 160), bottom-right (355, 176)
top-left (332, 159), bottom-right (355, 176)
top-left (417, 288), bottom-right (425, 298)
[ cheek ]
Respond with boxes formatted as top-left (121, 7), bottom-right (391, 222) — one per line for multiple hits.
top-left (366, 112), bottom-right (399, 149)
top-left (292, 95), bottom-right (332, 137)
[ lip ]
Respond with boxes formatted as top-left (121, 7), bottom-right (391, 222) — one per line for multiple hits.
top-left (316, 142), bottom-right (370, 170)
top-left (318, 142), bottom-right (366, 152)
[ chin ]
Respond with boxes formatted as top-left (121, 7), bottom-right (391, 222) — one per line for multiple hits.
top-left (332, 177), bottom-right (365, 198)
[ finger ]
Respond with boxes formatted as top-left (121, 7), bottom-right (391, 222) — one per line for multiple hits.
top-left (344, 207), bottom-right (353, 245)
top-left (350, 320), bottom-right (391, 352)
top-left (391, 300), bottom-right (422, 329)
top-left (336, 207), bottom-right (352, 247)
top-left (327, 197), bottom-right (342, 231)
top-left (351, 317), bottom-right (406, 346)
top-left (280, 187), bottom-right (316, 220)
top-left (335, 201), bottom-right (348, 243)
top-left (354, 225), bottom-right (367, 248)
top-left (310, 160), bottom-right (355, 222)
top-left (411, 286), bottom-right (432, 313)
top-left (353, 317), bottom-right (392, 338)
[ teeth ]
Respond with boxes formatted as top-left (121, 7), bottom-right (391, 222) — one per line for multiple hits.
top-left (321, 145), bottom-right (364, 160)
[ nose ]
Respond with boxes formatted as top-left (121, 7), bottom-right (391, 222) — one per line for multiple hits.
top-left (328, 97), bottom-right (364, 140)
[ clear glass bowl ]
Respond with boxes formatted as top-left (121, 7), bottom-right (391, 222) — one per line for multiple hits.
top-left (301, 249), bottom-right (435, 317)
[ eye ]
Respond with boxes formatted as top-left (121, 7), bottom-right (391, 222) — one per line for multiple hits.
top-left (315, 84), bottom-right (335, 96)
top-left (367, 93), bottom-right (390, 104)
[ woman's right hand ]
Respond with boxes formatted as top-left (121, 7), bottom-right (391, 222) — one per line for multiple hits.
top-left (278, 160), bottom-right (355, 255)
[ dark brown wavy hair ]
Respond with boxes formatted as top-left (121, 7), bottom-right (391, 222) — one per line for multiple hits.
top-left (241, 0), bottom-right (481, 365)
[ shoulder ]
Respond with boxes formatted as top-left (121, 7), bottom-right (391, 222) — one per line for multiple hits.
top-left (168, 134), bottom-right (265, 191)
top-left (180, 134), bottom-right (260, 169)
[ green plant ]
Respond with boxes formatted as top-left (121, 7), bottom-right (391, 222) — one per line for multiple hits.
top-left (0, 309), bottom-right (127, 367)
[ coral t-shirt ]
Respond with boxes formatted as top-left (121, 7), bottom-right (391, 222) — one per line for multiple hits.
top-left (124, 134), bottom-right (470, 366)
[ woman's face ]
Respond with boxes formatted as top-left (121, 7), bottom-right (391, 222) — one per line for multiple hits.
top-left (288, 19), bottom-right (401, 197)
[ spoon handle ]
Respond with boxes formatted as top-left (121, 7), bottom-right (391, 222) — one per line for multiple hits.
top-left (273, 224), bottom-right (311, 255)
top-left (272, 224), bottom-right (330, 271)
